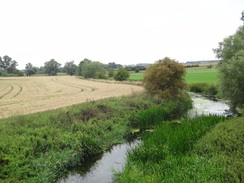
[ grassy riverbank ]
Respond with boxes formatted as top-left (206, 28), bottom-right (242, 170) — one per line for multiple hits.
top-left (115, 116), bottom-right (244, 183)
top-left (0, 92), bottom-right (192, 182)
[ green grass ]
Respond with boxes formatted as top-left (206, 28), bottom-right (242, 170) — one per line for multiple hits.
top-left (115, 115), bottom-right (229, 183)
top-left (128, 67), bottom-right (218, 84)
top-left (128, 72), bottom-right (144, 81)
top-left (185, 72), bottom-right (218, 84)
top-left (0, 92), bottom-right (192, 183)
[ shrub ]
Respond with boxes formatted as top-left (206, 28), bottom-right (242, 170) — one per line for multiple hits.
top-left (143, 57), bottom-right (186, 99)
top-left (188, 83), bottom-right (218, 97)
top-left (108, 69), bottom-right (114, 78)
top-left (114, 68), bottom-right (130, 81)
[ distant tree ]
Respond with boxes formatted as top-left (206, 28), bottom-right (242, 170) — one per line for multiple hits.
top-left (0, 55), bottom-right (18, 73)
top-left (114, 68), bottom-right (130, 81)
top-left (64, 61), bottom-right (77, 76)
top-left (76, 58), bottom-right (92, 76)
top-left (135, 68), bottom-right (140, 73)
top-left (143, 57), bottom-right (186, 99)
top-left (44, 59), bottom-right (61, 76)
top-left (25, 63), bottom-right (37, 76)
top-left (82, 61), bottom-right (106, 79)
top-left (108, 68), bottom-right (115, 77)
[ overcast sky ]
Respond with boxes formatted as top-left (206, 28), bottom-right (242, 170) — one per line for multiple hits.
top-left (0, 0), bottom-right (243, 69)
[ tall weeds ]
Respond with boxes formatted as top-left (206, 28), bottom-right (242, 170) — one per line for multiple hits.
top-left (115, 115), bottom-right (227, 183)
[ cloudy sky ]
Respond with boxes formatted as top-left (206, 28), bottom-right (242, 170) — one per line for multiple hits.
top-left (0, 0), bottom-right (243, 69)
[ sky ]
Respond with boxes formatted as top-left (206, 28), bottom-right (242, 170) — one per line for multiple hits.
top-left (0, 0), bottom-right (243, 69)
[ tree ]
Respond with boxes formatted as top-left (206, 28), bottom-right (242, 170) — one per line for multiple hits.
top-left (114, 68), bottom-right (130, 81)
top-left (64, 61), bottom-right (77, 76)
top-left (108, 68), bottom-right (115, 77)
top-left (213, 20), bottom-right (244, 112)
top-left (0, 55), bottom-right (18, 73)
top-left (241, 10), bottom-right (244, 24)
top-left (143, 57), bottom-right (186, 99)
top-left (82, 61), bottom-right (106, 79)
top-left (213, 26), bottom-right (244, 62)
top-left (135, 68), bottom-right (140, 73)
top-left (44, 59), bottom-right (61, 76)
top-left (218, 50), bottom-right (244, 112)
top-left (76, 58), bottom-right (92, 76)
top-left (25, 63), bottom-right (37, 76)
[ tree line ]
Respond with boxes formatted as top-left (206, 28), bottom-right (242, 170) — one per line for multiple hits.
top-left (0, 57), bottom-right (143, 81)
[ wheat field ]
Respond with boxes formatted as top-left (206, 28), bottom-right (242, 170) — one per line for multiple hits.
top-left (0, 76), bottom-right (143, 119)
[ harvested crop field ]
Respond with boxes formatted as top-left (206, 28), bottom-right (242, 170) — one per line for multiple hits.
top-left (0, 76), bottom-right (143, 119)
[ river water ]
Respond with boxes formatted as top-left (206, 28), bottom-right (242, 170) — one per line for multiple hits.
top-left (58, 95), bottom-right (229, 183)
top-left (59, 140), bottom-right (140, 183)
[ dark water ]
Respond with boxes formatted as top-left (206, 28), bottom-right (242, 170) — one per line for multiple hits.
top-left (59, 95), bottom-right (229, 183)
top-left (59, 140), bottom-right (140, 183)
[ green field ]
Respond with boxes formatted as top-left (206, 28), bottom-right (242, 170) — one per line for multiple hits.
top-left (129, 67), bottom-right (218, 84)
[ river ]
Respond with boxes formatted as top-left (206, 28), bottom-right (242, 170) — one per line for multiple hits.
top-left (58, 95), bottom-right (229, 183)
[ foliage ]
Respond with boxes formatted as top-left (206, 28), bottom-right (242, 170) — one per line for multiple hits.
top-left (213, 24), bottom-right (244, 112)
top-left (25, 62), bottom-right (37, 76)
top-left (76, 58), bottom-right (92, 76)
top-left (114, 68), bottom-right (130, 81)
top-left (0, 92), bottom-right (191, 182)
top-left (64, 60), bottom-right (77, 76)
top-left (108, 68), bottom-right (114, 77)
top-left (0, 55), bottom-right (18, 73)
top-left (213, 26), bottom-right (244, 61)
top-left (115, 115), bottom-right (227, 183)
top-left (44, 59), bottom-right (61, 76)
top-left (135, 68), bottom-right (140, 73)
top-left (143, 57), bottom-right (186, 99)
top-left (82, 61), bottom-right (106, 79)
top-left (104, 62), bottom-right (122, 70)
top-left (194, 116), bottom-right (244, 183)
top-left (218, 50), bottom-right (244, 111)
top-left (188, 83), bottom-right (219, 97)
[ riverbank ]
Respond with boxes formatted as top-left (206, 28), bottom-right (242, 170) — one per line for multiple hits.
top-left (115, 115), bottom-right (243, 182)
top-left (0, 92), bottom-right (192, 182)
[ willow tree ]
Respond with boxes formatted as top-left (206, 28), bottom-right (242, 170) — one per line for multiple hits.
top-left (143, 57), bottom-right (186, 99)
top-left (213, 11), bottom-right (244, 113)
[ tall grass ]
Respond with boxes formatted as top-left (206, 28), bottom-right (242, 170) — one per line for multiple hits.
top-left (188, 83), bottom-right (220, 98)
top-left (115, 115), bottom-right (227, 183)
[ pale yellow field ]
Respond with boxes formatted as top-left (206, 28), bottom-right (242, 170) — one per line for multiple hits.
top-left (0, 76), bottom-right (143, 119)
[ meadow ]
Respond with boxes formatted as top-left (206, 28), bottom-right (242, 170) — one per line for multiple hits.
top-left (0, 76), bottom-right (142, 119)
top-left (129, 67), bottom-right (218, 84)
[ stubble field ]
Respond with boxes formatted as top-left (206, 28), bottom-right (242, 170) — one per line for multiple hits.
top-left (0, 76), bottom-right (143, 119)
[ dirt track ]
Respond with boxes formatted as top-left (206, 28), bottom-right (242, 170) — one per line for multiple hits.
top-left (0, 76), bottom-right (143, 119)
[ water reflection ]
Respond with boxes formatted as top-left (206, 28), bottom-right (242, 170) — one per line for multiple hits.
top-left (59, 140), bottom-right (140, 183)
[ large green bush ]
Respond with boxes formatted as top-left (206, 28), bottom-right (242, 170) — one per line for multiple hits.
top-left (143, 57), bottom-right (186, 99)
top-left (114, 68), bottom-right (130, 81)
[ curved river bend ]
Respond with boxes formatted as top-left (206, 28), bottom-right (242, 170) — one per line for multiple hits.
top-left (59, 95), bottom-right (229, 183)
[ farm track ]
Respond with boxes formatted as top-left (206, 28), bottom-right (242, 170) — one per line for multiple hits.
top-left (51, 78), bottom-right (96, 91)
top-left (0, 76), bottom-right (143, 119)
top-left (0, 84), bottom-right (13, 99)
